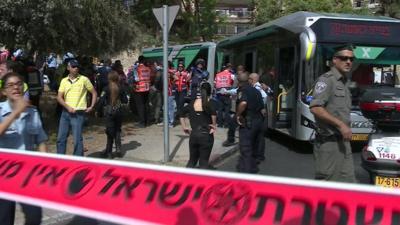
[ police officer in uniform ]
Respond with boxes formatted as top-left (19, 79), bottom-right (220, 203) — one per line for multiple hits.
top-left (188, 58), bottom-right (209, 100)
top-left (235, 72), bottom-right (264, 173)
top-left (310, 45), bottom-right (356, 182)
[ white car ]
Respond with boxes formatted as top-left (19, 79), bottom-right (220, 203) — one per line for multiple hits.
top-left (362, 133), bottom-right (400, 188)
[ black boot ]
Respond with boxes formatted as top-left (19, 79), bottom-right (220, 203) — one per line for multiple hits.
top-left (115, 131), bottom-right (122, 158)
top-left (103, 135), bottom-right (113, 159)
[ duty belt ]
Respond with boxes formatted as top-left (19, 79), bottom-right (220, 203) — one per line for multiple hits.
top-left (315, 134), bottom-right (343, 143)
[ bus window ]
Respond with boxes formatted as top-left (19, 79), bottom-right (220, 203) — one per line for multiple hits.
top-left (245, 52), bottom-right (254, 73)
top-left (278, 47), bottom-right (295, 110)
top-left (351, 64), bottom-right (374, 87)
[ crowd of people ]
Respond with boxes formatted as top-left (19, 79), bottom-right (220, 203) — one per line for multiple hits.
top-left (0, 43), bottom-right (360, 224)
top-left (0, 49), bottom-right (273, 162)
top-left (0, 49), bottom-right (271, 224)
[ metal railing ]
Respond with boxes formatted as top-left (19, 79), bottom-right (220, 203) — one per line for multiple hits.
top-left (216, 24), bottom-right (253, 35)
top-left (216, 9), bottom-right (253, 18)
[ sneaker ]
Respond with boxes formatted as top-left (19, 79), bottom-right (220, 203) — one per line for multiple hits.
top-left (222, 140), bottom-right (236, 147)
top-left (157, 122), bottom-right (163, 126)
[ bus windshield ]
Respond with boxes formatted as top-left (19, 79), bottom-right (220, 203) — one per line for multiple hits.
top-left (306, 44), bottom-right (400, 108)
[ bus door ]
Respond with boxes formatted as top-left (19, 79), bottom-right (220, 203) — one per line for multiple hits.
top-left (275, 46), bottom-right (297, 134)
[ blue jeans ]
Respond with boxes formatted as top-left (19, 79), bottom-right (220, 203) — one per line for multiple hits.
top-left (56, 110), bottom-right (85, 156)
top-left (168, 95), bottom-right (175, 125)
top-left (0, 199), bottom-right (42, 225)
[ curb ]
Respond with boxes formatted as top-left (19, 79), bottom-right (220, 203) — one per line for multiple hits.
top-left (40, 212), bottom-right (74, 225)
top-left (210, 145), bottom-right (239, 166)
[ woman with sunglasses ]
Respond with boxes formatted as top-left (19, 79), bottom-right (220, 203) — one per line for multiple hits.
top-left (0, 72), bottom-right (48, 225)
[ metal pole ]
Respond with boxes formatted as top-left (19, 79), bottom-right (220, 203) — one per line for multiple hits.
top-left (163, 5), bottom-right (170, 163)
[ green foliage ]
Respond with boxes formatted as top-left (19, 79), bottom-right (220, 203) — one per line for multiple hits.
top-left (285, 0), bottom-right (352, 13)
top-left (377, 0), bottom-right (400, 18)
top-left (254, 0), bottom-right (282, 25)
top-left (132, 0), bottom-right (220, 43)
top-left (254, 0), bottom-right (359, 24)
top-left (0, 0), bottom-right (145, 56)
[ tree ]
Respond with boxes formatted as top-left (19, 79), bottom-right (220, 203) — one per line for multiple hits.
top-left (377, 0), bottom-right (400, 18)
top-left (0, 0), bottom-right (146, 56)
top-left (132, 0), bottom-right (220, 43)
top-left (254, 0), bottom-right (283, 24)
top-left (254, 0), bottom-right (354, 24)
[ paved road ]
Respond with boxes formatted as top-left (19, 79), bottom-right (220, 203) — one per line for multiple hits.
top-left (20, 133), bottom-right (371, 225)
top-left (217, 132), bottom-right (371, 184)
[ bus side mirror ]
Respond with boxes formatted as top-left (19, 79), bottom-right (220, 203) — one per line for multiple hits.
top-left (300, 27), bottom-right (316, 62)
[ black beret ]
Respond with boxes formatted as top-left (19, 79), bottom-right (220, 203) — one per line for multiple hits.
top-left (333, 44), bottom-right (355, 55)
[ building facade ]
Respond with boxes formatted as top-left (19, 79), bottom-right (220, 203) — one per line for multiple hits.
top-left (351, 0), bottom-right (381, 11)
top-left (215, 0), bottom-right (254, 37)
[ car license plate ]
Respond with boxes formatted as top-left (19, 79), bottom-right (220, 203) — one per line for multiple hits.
top-left (351, 134), bottom-right (368, 141)
top-left (375, 176), bottom-right (400, 188)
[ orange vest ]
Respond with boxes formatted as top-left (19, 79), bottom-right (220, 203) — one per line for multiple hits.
top-left (174, 70), bottom-right (188, 92)
top-left (135, 64), bottom-right (151, 92)
top-left (215, 69), bottom-right (233, 89)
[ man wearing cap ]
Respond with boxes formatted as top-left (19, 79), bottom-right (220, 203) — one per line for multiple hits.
top-left (56, 59), bottom-right (97, 156)
top-left (188, 58), bottom-right (209, 99)
top-left (173, 62), bottom-right (189, 117)
top-left (310, 45), bottom-right (356, 182)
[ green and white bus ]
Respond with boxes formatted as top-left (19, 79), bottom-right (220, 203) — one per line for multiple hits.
top-left (217, 11), bottom-right (400, 142)
top-left (142, 42), bottom-right (217, 82)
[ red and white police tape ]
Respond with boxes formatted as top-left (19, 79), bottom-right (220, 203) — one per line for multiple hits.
top-left (1, 148), bottom-right (400, 225)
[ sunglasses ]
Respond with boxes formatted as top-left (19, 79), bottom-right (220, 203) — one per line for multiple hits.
top-left (335, 55), bottom-right (355, 62)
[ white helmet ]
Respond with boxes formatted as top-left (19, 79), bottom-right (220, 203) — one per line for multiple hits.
top-left (12, 49), bottom-right (25, 60)
top-left (63, 52), bottom-right (75, 62)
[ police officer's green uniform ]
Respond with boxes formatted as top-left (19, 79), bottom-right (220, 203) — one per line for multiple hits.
top-left (310, 67), bottom-right (356, 182)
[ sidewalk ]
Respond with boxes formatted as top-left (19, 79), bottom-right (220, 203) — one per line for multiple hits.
top-left (14, 121), bottom-right (239, 225)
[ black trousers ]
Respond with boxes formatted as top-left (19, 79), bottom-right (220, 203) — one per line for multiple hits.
top-left (255, 118), bottom-right (266, 161)
top-left (0, 199), bottom-right (42, 225)
top-left (187, 132), bottom-right (214, 169)
top-left (237, 117), bottom-right (263, 173)
top-left (174, 90), bottom-right (187, 116)
top-left (226, 112), bottom-right (238, 143)
top-left (133, 91), bottom-right (149, 125)
top-left (105, 113), bottom-right (122, 155)
top-left (216, 94), bottom-right (231, 127)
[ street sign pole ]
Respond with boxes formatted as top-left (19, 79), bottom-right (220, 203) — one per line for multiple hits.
top-left (152, 5), bottom-right (179, 163)
top-left (162, 5), bottom-right (169, 163)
